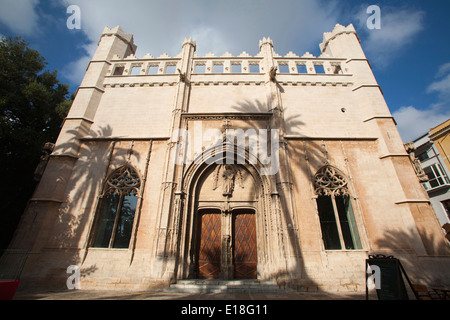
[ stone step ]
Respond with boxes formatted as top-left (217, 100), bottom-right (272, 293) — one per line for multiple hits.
top-left (165, 279), bottom-right (287, 294)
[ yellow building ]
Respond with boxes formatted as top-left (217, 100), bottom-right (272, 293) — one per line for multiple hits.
top-left (430, 119), bottom-right (450, 174)
top-left (413, 119), bottom-right (450, 227)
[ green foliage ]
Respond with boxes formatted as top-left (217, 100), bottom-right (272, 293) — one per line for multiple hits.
top-left (0, 36), bottom-right (73, 248)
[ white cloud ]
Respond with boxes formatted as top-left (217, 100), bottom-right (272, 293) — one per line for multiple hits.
top-left (427, 62), bottom-right (450, 99)
top-left (190, 26), bottom-right (230, 56)
top-left (353, 5), bottom-right (425, 68)
top-left (393, 105), bottom-right (450, 142)
top-left (427, 74), bottom-right (450, 97)
top-left (61, 42), bottom-right (97, 85)
top-left (0, 0), bottom-right (40, 35)
top-left (436, 62), bottom-right (450, 78)
top-left (394, 62), bottom-right (450, 142)
top-left (59, 0), bottom-right (341, 85)
top-left (61, 0), bottom-right (341, 56)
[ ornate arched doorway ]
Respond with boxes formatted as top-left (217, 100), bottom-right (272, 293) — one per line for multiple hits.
top-left (194, 164), bottom-right (259, 279)
top-left (174, 144), bottom-right (287, 282)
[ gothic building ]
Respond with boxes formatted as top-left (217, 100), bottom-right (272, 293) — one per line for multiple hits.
top-left (7, 24), bottom-right (450, 292)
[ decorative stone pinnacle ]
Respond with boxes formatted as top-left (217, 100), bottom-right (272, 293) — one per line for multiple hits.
top-left (259, 37), bottom-right (273, 50)
top-left (182, 37), bottom-right (197, 50)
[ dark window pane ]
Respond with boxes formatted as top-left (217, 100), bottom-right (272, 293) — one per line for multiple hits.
top-left (113, 194), bottom-right (138, 248)
top-left (93, 193), bottom-right (120, 248)
top-left (430, 179), bottom-right (439, 188)
top-left (417, 152), bottom-right (429, 161)
top-left (317, 196), bottom-right (341, 250)
top-left (113, 66), bottom-right (124, 75)
top-left (333, 65), bottom-right (342, 74)
top-left (335, 195), bottom-right (362, 250)
top-left (424, 166), bottom-right (436, 180)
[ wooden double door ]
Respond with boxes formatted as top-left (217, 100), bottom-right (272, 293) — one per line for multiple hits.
top-left (197, 209), bottom-right (257, 279)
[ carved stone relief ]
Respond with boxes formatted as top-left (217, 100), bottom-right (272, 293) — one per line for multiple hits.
top-left (211, 164), bottom-right (245, 198)
top-left (404, 142), bottom-right (429, 182)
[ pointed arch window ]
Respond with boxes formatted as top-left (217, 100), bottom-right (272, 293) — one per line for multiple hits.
top-left (91, 166), bottom-right (140, 249)
top-left (314, 166), bottom-right (362, 250)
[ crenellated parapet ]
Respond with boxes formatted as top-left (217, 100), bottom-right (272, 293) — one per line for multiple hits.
top-left (319, 24), bottom-right (359, 53)
top-left (102, 32), bottom-right (352, 89)
top-left (99, 26), bottom-right (136, 48)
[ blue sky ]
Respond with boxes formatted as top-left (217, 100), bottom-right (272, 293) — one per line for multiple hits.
top-left (0, 0), bottom-right (449, 142)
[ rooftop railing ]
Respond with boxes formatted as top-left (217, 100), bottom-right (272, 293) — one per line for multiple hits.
top-left (106, 51), bottom-right (349, 77)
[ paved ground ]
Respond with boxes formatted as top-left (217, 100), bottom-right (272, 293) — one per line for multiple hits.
top-left (13, 288), bottom-right (367, 300)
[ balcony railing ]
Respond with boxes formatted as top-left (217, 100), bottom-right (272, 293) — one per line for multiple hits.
top-left (105, 51), bottom-right (350, 77)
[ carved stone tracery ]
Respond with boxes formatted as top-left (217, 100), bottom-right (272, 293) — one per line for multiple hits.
top-left (314, 166), bottom-right (349, 196)
top-left (104, 166), bottom-right (140, 197)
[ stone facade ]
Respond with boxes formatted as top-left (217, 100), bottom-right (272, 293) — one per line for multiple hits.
top-left (7, 24), bottom-right (450, 293)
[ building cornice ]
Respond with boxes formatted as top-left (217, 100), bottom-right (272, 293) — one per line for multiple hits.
top-left (429, 122), bottom-right (450, 140)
